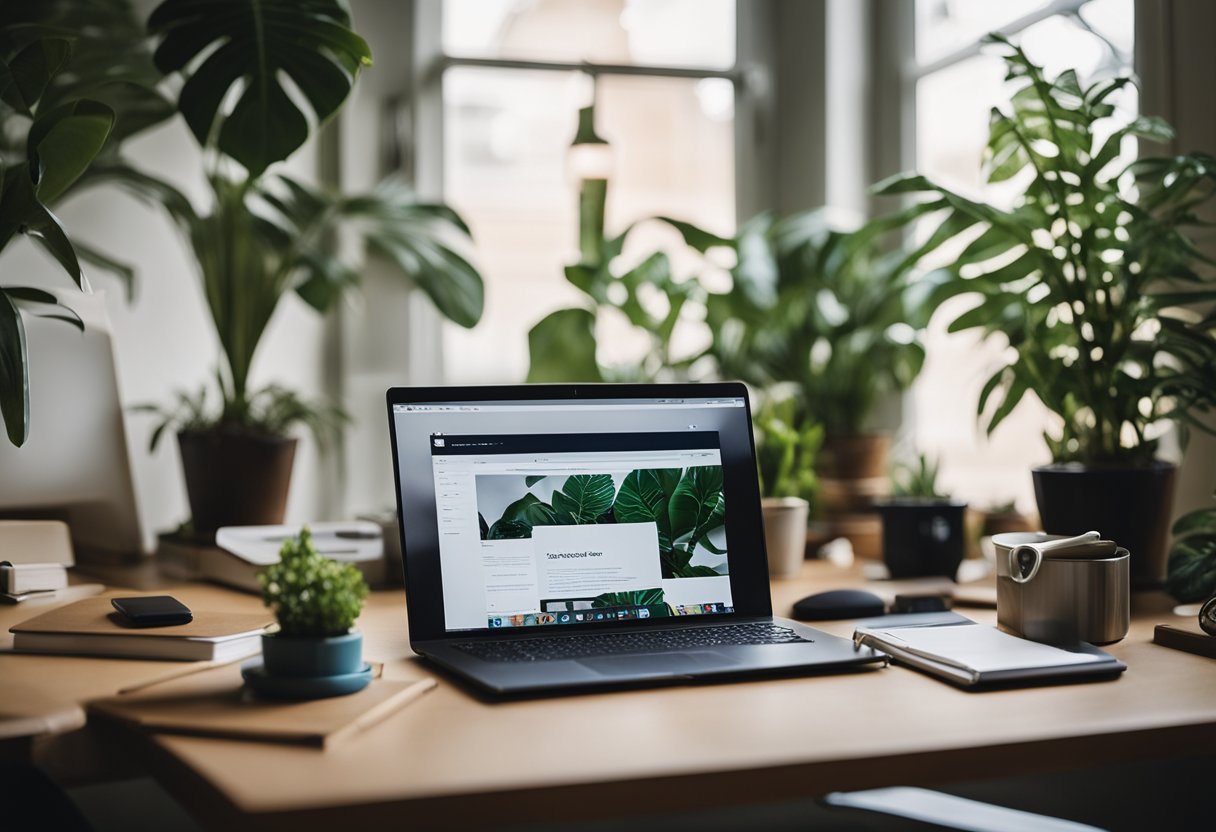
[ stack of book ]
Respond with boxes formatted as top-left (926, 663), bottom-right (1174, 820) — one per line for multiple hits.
top-left (9, 597), bottom-right (272, 661)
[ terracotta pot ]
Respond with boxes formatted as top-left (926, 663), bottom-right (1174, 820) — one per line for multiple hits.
top-left (762, 497), bottom-right (810, 579)
top-left (178, 429), bottom-right (297, 537)
top-left (818, 434), bottom-right (891, 480)
top-left (1032, 462), bottom-right (1176, 591)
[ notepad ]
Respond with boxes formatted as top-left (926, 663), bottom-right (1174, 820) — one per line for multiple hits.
top-left (854, 619), bottom-right (1125, 689)
top-left (89, 662), bottom-right (436, 748)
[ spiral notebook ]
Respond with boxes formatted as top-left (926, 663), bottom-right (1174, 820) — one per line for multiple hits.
top-left (853, 618), bottom-right (1125, 689)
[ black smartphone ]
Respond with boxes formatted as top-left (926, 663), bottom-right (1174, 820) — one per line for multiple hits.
top-left (111, 595), bottom-right (193, 627)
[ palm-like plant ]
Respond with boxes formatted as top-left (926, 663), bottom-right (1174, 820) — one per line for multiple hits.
top-left (873, 35), bottom-right (1216, 465)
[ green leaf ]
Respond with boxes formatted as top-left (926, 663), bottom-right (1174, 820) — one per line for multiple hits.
top-left (1166, 537), bottom-right (1216, 603)
top-left (500, 492), bottom-right (557, 528)
top-left (0, 291), bottom-right (30, 446)
top-left (613, 469), bottom-right (674, 551)
top-left (74, 241), bottom-right (136, 302)
top-left (149, 0), bottom-right (373, 175)
top-left (1172, 505), bottom-right (1216, 538)
top-left (653, 216), bottom-right (733, 252)
top-left (525, 475), bottom-right (547, 488)
top-left (487, 519), bottom-right (530, 540)
top-left (527, 308), bottom-right (603, 383)
top-left (551, 474), bottom-right (616, 525)
top-left (3, 287), bottom-right (84, 332)
top-left (669, 465), bottom-right (725, 552)
top-left (0, 164), bottom-right (84, 288)
top-left (28, 99), bottom-right (116, 204)
top-left (3, 39), bottom-right (73, 114)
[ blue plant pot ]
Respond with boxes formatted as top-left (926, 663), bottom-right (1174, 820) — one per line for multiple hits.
top-left (261, 630), bottom-right (363, 678)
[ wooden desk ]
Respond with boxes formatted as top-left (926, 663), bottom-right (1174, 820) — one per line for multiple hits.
top-left (5, 563), bottom-right (1215, 830)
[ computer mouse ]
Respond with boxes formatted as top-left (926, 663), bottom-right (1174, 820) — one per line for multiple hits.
top-left (791, 589), bottom-right (885, 621)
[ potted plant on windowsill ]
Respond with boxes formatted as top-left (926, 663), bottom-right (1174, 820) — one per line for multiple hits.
top-left (108, 0), bottom-right (484, 537)
top-left (753, 392), bottom-right (823, 578)
top-left (876, 454), bottom-right (967, 579)
top-left (704, 210), bottom-right (929, 557)
top-left (246, 527), bottom-right (370, 699)
top-left (874, 35), bottom-right (1216, 588)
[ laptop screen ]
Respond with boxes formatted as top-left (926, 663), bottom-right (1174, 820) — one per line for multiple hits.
top-left (389, 391), bottom-right (757, 634)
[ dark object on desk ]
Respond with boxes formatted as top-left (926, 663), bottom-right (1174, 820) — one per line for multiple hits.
top-left (111, 595), bottom-right (193, 627)
top-left (874, 498), bottom-right (967, 579)
top-left (1154, 622), bottom-right (1216, 659)
top-left (792, 589), bottom-right (885, 621)
top-left (1201, 596), bottom-right (1216, 636)
top-left (892, 593), bottom-right (951, 614)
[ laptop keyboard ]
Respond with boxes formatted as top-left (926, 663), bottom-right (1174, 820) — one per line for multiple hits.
top-left (452, 622), bottom-right (811, 663)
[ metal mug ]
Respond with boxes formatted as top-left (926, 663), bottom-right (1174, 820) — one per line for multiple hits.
top-left (994, 531), bottom-right (1130, 645)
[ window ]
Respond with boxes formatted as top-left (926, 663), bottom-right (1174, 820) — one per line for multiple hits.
top-left (435, 0), bottom-right (738, 383)
top-left (907, 0), bottom-right (1135, 511)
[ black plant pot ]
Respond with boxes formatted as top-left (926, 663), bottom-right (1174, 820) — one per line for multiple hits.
top-left (1032, 462), bottom-right (1176, 591)
top-left (876, 499), bottom-right (968, 579)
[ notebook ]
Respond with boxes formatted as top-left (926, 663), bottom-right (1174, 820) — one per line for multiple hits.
top-left (386, 383), bottom-right (885, 695)
top-left (853, 617), bottom-right (1126, 689)
top-left (9, 597), bottom-right (272, 661)
top-left (90, 661), bottom-right (436, 748)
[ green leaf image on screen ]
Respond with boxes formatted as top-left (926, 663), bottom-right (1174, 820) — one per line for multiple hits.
top-left (592, 588), bottom-right (672, 616)
top-left (478, 467), bottom-right (727, 579)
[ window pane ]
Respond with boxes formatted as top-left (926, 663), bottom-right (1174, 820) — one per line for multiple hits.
top-left (915, 0), bottom-right (1049, 65)
top-left (443, 0), bottom-right (736, 70)
top-left (441, 67), bottom-right (734, 383)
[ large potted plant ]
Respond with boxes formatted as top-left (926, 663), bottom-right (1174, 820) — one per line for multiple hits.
top-left (106, 0), bottom-right (485, 536)
top-left (753, 393), bottom-right (822, 578)
top-left (704, 210), bottom-right (928, 557)
top-left (874, 35), bottom-right (1216, 588)
top-left (248, 527), bottom-right (370, 699)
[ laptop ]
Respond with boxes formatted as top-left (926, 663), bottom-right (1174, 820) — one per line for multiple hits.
top-left (387, 382), bottom-right (884, 695)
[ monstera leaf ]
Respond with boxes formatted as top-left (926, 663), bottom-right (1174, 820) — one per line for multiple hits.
top-left (148, 0), bottom-right (372, 176)
top-left (552, 474), bottom-right (615, 524)
top-left (592, 588), bottom-right (670, 615)
top-left (670, 465), bottom-right (726, 554)
top-left (613, 468), bottom-right (680, 551)
top-left (1167, 500), bottom-right (1216, 604)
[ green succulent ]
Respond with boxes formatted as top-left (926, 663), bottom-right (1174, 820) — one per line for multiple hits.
top-left (258, 527), bottom-right (369, 638)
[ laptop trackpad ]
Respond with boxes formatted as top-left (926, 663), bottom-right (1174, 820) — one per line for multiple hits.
top-left (577, 651), bottom-right (738, 677)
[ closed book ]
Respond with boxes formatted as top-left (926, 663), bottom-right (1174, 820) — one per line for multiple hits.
top-left (9, 597), bottom-right (272, 661)
top-left (1, 562), bottom-right (69, 594)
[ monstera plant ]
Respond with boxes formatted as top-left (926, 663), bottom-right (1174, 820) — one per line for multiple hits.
top-left (479, 469), bottom-right (727, 579)
top-left (103, 0), bottom-right (485, 536)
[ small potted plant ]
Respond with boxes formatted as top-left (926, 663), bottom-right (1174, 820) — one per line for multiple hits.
top-left (247, 528), bottom-right (370, 699)
top-left (874, 35), bottom-right (1216, 588)
top-left (876, 454), bottom-right (967, 579)
top-left (754, 393), bottom-right (822, 578)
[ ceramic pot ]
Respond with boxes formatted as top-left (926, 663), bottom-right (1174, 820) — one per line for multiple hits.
top-left (261, 630), bottom-right (363, 678)
top-left (875, 498), bottom-right (968, 579)
top-left (762, 497), bottom-right (810, 579)
top-left (1032, 462), bottom-right (1176, 590)
top-left (178, 429), bottom-right (297, 537)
